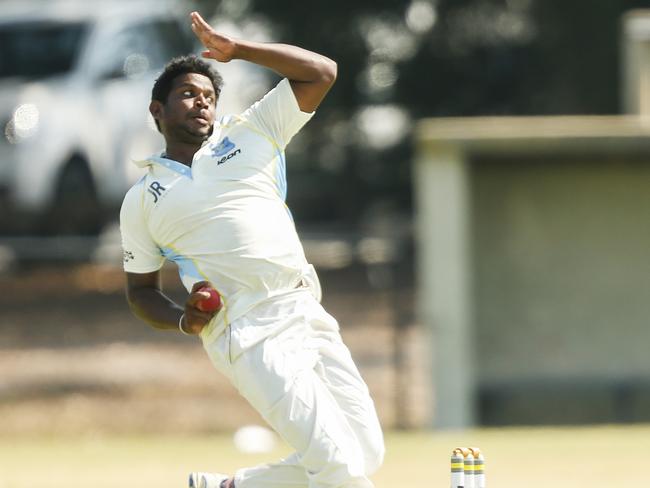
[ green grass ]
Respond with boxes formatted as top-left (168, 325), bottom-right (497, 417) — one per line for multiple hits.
top-left (0, 425), bottom-right (648, 487)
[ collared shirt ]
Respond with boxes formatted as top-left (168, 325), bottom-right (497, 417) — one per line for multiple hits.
top-left (120, 79), bottom-right (320, 340)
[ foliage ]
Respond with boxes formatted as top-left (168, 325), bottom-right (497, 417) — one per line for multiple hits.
top-left (193, 0), bottom-right (650, 224)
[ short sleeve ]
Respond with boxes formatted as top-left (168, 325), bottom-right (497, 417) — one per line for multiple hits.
top-left (119, 184), bottom-right (165, 273)
top-left (240, 78), bottom-right (314, 149)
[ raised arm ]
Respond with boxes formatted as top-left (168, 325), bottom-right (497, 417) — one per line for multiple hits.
top-left (190, 11), bottom-right (337, 113)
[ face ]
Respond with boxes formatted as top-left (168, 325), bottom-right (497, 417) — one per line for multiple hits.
top-left (150, 72), bottom-right (218, 145)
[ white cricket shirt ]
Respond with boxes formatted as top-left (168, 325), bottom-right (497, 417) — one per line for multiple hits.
top-left (120, 79), bottom-right (321, 340)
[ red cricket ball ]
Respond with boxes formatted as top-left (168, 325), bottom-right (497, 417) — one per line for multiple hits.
top-left (196, 286), bottom-right (221, 312)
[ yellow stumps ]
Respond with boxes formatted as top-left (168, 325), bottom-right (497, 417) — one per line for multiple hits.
top-left (450, 447), bottom-right (485, 488)
top-left (470, 447), bottom-right (485, 488)
top-left (450, 449), bottom-right (465, 488)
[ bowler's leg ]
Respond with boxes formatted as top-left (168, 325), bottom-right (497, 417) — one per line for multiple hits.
top-left (315, 327), bottom-right (385, 476)
top-left (231, 325), bottom-right (376, 487)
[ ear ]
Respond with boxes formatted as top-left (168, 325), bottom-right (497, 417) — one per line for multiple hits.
top-left (149, 100), bottom-right (164, 124)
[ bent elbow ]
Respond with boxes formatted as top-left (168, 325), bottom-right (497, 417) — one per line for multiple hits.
top-left (125, 291), bottom-right (141, 317)
top-left (315, 56), bottom-right (337, 86)
top-left (323, 58), bottom-right (337, 85)
top-left (125, 286), bottom-right (149, 319)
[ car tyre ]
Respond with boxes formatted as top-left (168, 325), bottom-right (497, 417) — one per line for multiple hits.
top-left (42, 158), bottom-right (104, 236)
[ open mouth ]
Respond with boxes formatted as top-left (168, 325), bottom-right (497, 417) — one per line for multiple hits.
top-left (192, 116), bottom-right (210, 126)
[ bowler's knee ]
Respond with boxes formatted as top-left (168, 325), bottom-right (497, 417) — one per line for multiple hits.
top-left (363, 434), bottom-right (385, 476)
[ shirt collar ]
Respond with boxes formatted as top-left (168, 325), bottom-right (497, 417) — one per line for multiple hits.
top-left (132, 153), bottom-right (192, 178)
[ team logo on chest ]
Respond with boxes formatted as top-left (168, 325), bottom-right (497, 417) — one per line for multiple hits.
top-left (210, 137), bottom-right (241, 165)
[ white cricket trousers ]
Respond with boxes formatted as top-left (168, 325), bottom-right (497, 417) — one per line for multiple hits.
top-left (201, 290), bottom-right (385, 488)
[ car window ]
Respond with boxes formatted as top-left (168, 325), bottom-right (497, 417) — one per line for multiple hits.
top-left (0, 21), bottom-right (87, 79)
top-left (97, 19), bottom-right (194, 80)
top-left (143, 20), bottom-right (195, 62)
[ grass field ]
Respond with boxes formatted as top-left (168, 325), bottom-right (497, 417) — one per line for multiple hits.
top-left (1, 424), bottom-right (648, 487)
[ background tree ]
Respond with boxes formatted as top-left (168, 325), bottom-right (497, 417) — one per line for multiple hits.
top-left (193, 0), bottom-right (650, 225)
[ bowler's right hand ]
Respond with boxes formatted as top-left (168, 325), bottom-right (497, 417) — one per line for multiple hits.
top-left (182, 280), bottom-right (220, 334)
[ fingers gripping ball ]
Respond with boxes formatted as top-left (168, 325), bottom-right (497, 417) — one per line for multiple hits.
top-left (197, 286), bottom-right (222, 312)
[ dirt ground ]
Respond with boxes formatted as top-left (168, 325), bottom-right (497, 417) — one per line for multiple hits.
top-left (0, 263), bottom-right (430, 435)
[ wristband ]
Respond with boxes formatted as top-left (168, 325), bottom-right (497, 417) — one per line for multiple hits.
top-left (178, 313), bottom-right (190, 335)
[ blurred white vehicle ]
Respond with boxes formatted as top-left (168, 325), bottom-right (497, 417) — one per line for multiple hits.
top-left (0, 1), bottom-right (195, 234)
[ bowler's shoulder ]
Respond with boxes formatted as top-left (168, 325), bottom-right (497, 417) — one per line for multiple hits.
top-left (214, 113), bottom-right (245, 129)
top-left (121, 174), bottom-right (149, 210)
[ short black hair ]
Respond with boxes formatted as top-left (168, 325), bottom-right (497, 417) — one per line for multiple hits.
top-left (151, 55), bottom-right (224, 104)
